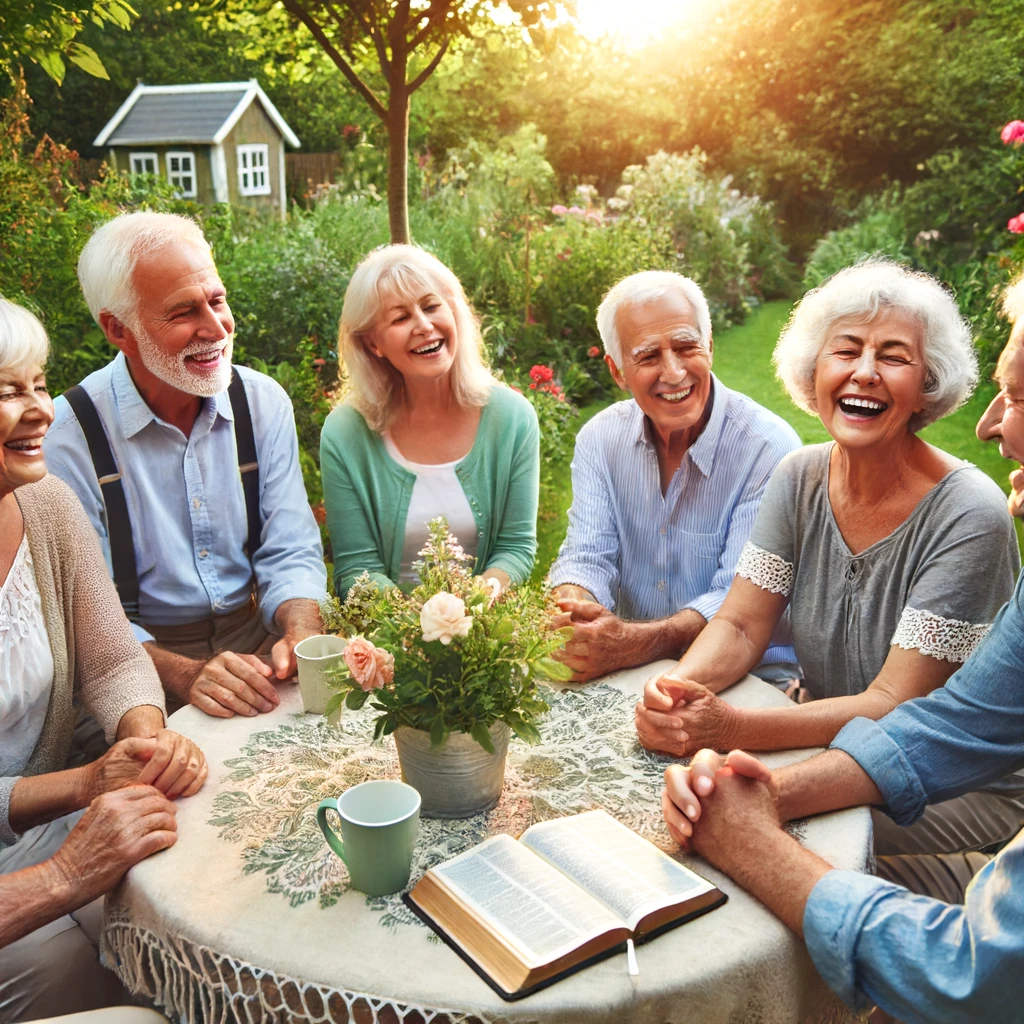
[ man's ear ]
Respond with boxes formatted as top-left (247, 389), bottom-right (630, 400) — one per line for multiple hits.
top-left (604, 353), bottom-right (629, 393)
top-left (98, 310), bottom-right (139, 358)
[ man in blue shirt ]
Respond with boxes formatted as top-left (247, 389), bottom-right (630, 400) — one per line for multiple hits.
top-left (658, 307), bottom-right (1024, 1021)
top-left (549, 271), bottom-right (800, 682)
top-left (45, 212), bottom-right (327, 719)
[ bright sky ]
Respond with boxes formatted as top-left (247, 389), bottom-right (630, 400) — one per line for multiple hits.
top-left (573, 0), bottom-right (707, 44)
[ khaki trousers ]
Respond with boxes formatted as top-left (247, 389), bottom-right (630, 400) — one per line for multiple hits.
top-left (142, 595), bottom-right (273, 662)
top-left (0, 819), bottom-right (126, 1021)
top-left (871, 788), bottom-right (1024, 904)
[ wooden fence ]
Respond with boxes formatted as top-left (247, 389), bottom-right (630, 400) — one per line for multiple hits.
top-left (286, 152), bottom-right (341, 199)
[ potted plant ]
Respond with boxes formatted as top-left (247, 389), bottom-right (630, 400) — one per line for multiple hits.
top-left (320, 518), bottom-right (572, 818)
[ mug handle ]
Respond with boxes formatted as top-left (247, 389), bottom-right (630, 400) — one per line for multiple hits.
top-left (317, 798), bottom-right (347, 864)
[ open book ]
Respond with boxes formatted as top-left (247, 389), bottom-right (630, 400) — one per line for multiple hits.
top-left (405, 809), bottom-right (726, 1000)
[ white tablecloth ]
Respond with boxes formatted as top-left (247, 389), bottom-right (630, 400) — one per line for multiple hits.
top-left (102, 663), bottom-right (869, 1024)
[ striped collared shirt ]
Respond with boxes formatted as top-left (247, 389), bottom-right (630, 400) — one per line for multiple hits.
top-left (550, 375), bottom-right (800, 666)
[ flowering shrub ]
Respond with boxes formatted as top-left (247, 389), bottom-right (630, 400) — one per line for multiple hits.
top-left (502, 371), bottom-right (577, 489)
top-left (319, 519), bottom-right (571, 750)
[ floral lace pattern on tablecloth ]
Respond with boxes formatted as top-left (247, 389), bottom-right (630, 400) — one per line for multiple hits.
top-left (209, 682), bottom-right (691, 925)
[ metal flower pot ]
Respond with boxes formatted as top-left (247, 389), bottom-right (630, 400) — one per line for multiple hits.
top-left (394, 721), bottom-right (510, 819)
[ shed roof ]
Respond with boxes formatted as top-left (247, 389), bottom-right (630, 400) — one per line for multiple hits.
top-left (94, 81), bottom-right (301, 148)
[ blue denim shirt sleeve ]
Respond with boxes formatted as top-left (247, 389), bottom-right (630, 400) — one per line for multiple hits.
top-left (806, 573), bottom-right (1024, 1020)
top-left (832, 574), bottom-right (1024, 824)
top-left (249, 382), bottom-right (328, 631)
top-left (805, 843), bottom-right (1024, 1024)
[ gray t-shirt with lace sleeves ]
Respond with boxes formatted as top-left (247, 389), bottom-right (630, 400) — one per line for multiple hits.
top-left (736, 444), bottom-right (1020, 699)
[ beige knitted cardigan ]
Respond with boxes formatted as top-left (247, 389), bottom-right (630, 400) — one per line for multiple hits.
top-left (0, 475), bottom-right (165, 845)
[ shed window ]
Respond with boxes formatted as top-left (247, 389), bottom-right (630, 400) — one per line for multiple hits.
top-left (129, 152), bottom-right (158, 176)
top-left (166, 151), bottom-right (197, 197)
top-left (236, 144), bottom-right (270, 196)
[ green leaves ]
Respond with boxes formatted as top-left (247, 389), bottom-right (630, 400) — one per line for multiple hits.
top-left (470, 721), bottom-right (496, 754)
top-left (344, 688), bottom-right (370, 710)
top-left (66, 42), bottom-right (108, 80)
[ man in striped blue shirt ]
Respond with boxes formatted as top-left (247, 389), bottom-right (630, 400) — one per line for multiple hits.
top-left (550, 271), bottom-right (800, 681)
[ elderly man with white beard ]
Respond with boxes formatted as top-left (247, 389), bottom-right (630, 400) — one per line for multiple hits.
top-left (44, 212), bottom-right (327, 720)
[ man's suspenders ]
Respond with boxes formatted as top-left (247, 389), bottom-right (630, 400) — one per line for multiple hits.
top-left (63, 368), bottom-right (261, 624)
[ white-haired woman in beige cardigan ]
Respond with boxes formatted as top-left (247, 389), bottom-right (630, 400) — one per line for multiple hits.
top-left (0, 299), bottom-right (208, 1021)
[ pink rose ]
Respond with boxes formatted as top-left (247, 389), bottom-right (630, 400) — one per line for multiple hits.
top-left (344, 637), bottom-right (394, 691)
top-left (551, 204), bottom-right (569, 215)
top-left (1009, 213), bottom-right (1024, 234)
top-left (1002, 120), bottom-right (1024, 144)
top-left (420, 592), bottom-right (473, 645)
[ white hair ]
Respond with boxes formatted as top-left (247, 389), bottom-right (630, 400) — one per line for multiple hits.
top-left (774, 258), bottom-right (977, 433)
top-left (1003, 273), bottom-right (1024, 325)
top-left (0, 299), bottom-right (50, 372)
top-left (596, 271), bottom-right (712, 367)
top-left (338, 245), bottom-right (495, 432)
top-left (77, 211), bottom-right (211, 326)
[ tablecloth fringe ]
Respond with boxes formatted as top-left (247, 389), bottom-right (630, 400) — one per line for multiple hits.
top-left (101, 910), bottom-right (488, 1024)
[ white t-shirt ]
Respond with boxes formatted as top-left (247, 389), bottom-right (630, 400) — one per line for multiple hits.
top-left (0, 535), bottom-right (54, 775)
top-left (383, 434), bottom-right (479, 584)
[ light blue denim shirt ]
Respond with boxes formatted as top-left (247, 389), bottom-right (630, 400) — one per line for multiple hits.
top-left (804, 574), bottom-right (1024, 1022)
top-left (549, 376), bottom-right (801, 665)
top-left (44, 354), bottom-right (327, 643)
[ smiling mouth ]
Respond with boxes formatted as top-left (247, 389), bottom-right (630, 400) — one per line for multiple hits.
top-left (185, 348), bottom-right (224, 368)
top-left (4, 437), bottom-right (44, 456)
top-left (657, 385), bottom-right (693, 404)
top-left (838, 396), bottom-right (888, 418)
top-left (411, 339), bottom-right (445, 356)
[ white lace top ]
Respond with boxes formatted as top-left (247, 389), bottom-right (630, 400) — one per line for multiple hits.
top-left (734, 444), bottom-right (1019, 698)
top-left (0, 535), bottom-right (54, 776)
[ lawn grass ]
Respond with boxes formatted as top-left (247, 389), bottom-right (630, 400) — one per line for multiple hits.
top-left (533, 299), bottom-right (1021, 579)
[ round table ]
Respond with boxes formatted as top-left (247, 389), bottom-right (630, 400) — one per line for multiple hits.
top-left (102, 663), bottom-right (870, 1024)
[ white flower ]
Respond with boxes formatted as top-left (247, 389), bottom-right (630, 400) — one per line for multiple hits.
top-left (420, 592), bottom-right (474, 645)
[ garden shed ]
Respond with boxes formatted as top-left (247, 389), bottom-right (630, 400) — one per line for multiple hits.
top-left (94, 80), bottom-right (300, 220)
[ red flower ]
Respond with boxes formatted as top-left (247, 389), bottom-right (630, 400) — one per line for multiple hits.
top-left (529, 364), bottom-right (554, 383)
top-left (1009, 213), bottom-right (1024, 234)
top-left (529, 382), bottom-right (537, 389)
top-left (1002, 120), bottom-right (1024, 144)
top-left (313, 357), bottom-right (325, 367)
top-left (588, 346), bottom-right (601, 358)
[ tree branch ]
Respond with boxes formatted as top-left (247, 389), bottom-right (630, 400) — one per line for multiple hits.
top-left (408, 36), bottom-right (450, 93)
top-left (341, 0), bottom-right (391, 74)
top-left (408, 1), bottom-right (452, 52)
top-left (283, 0), bottom-right (388, 120)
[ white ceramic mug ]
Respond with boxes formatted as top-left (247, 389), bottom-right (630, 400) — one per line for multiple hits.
top-left (294, 634), bottom-right (348, 714)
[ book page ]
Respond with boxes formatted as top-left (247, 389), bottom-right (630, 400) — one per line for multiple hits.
top-left (521, 810), bottom-right (716, 931)
top-left (431, 834), bottom-right (624, 967)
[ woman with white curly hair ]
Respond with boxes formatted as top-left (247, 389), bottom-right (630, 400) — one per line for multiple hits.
top-left (637, 258), bottom-right (1023, 858)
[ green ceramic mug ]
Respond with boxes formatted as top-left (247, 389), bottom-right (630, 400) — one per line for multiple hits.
top-left (316, 780), bottom-right (421, 896)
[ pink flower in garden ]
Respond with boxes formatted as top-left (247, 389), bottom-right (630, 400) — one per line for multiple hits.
top-left (551, 204), bottom-right (569, 215)
top-left (585, 209), bottom-right (603, 224)
top-left (420, 592), bottom-right (474, 645)
top-left (1002, 120), bottom-right (1024, 144)
top-left (529, 364), bottom-right (554, 384)
top-left (567, 205), bottom-right (586, 216)
top-left (1009, 214), bottom-right (1024, 234)
top-left (588, 345), bottom-right (601, 358)
top-left (313, 357), bottom-right (325, 367)
top-left (344, 637), bottom-right (394, 692)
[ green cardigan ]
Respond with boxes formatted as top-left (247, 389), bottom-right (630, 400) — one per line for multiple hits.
top-left (320, 384), bottom-right (540, 597)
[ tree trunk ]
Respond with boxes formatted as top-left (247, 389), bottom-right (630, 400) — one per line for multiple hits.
top-left (385, 80), bottom-right (409, 242)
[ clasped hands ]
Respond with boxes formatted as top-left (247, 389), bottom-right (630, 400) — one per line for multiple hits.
top-left (634, 672), bottom-right (739, 757)
top-left (661, 748), bottom-right (781, 871)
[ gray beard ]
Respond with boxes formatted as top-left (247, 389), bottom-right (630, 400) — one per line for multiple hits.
top-left (134, 327), bottom-right (233, 397)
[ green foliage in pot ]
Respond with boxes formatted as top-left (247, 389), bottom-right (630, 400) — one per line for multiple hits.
top-left (320, 518), bottom-right (572, 751)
